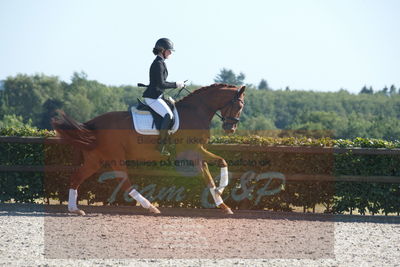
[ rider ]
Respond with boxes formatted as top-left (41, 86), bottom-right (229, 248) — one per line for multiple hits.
top-left (143, 38), bottom-right (186, 156)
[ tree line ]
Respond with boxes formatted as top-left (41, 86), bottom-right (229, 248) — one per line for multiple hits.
top-left (0, 71), bottom-right (399, 140)
top-left (215, 68), bottom-right (400, 94)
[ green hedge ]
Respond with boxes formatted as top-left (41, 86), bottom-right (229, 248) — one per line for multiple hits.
top-left (1, 127), bottom-right (400, 215)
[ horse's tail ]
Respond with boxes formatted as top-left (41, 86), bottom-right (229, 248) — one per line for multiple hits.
top-left (51, 110), bottom-right (97, 150)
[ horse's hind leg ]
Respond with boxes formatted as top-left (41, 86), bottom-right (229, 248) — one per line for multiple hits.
top-left (108, 170), bottom-right (160, 214)
top-left (68, 151), bottom-right (101, 215)
top-left (102, 158), bottom-right (161, 214)
top-left (127, 187), bottom-right (161, 214)
top-left (119, 169), bottom-right (160, 214)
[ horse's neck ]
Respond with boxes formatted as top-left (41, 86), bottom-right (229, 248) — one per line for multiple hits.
top-left (176, 91), bottom-right (219, 130)
top-left (177, 104), bottom-right (214, 128)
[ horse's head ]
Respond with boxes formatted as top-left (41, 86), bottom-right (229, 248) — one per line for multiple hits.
top-left (175, 83), bottom-right (246, 132)
top-left (219, 85), bottom-right (246, 134)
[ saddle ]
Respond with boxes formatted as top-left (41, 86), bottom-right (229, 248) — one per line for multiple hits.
top-left (130, 96), bottom-right (180, 135)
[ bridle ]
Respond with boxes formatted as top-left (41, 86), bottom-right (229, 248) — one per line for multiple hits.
top-left (165, 84), bottom-right (244, 127)
top-left (215, 89), bottom-right (244, 127)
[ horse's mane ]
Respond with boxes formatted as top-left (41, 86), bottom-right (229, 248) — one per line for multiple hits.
top-left (176, 83), bottom-right (237, 104)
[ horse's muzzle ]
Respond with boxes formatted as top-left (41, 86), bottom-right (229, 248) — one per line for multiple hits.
top-left (223, 122), bottom-right (237, 134)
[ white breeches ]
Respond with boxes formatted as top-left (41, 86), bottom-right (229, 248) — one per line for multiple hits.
top-left (144, 96), bottom-right (173, 119)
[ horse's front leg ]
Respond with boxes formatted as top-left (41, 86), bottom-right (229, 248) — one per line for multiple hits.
top-left (198, 146), bottom-right (233, 214)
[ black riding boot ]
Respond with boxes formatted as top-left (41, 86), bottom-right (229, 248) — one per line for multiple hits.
top-left (158, 114), bottom-right (172, 156)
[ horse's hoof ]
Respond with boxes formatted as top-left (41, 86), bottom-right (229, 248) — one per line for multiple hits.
top-left (148, 205), bottom-right (161, 214)
top-left (218, 203), bottom-right (234, 215)
top-left (223, 208), bottom-right (234, 215)
top-left (68, 209), bottom-right (86, 216)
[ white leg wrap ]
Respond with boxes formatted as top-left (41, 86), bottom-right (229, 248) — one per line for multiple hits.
top-left (216, 167), bottom-right (229, 195)
top-left (210, 187), bottom-right (223, 206)
top-left (68, 189), bottom-right (78, 211)
top-left (128, 189), bottom-right (151, 209)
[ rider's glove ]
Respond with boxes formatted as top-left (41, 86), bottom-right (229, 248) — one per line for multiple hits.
top-left (176, 81), bottom-right (186, 89)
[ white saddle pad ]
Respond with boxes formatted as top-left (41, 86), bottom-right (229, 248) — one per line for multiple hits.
top-left (131, 106), bottom-right (180, 135)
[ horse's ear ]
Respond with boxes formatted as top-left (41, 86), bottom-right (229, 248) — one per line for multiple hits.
top-left (238, 85), bottom-right (246, 96)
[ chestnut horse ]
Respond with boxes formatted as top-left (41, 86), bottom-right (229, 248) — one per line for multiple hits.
top-left (52, 83), bottom-right (246, 215)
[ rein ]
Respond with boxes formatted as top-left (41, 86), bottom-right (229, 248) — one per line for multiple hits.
top-left (138, 82), bottom-right (243, 125)
top-left (173, 86), bottom-right (191, 99)
top-left (137, 82), bottom-right (191, 99)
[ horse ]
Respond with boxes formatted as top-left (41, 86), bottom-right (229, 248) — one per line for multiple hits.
top-left (52, 83), bottom-right (246, 215)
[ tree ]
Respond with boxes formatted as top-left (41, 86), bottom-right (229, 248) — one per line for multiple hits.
top-left (288, 111), bottom-right (347, 138)
top-left (214, 68), bottom-right (245, 85)
top-left (389, 85), bottom-right (397, 96)
top-left (258, 79), bottom-right (270, 90)
top-left (243, 115), bottom-right (276, 130)
top-left (39, 99), bottom-right (63, 130)
top-left (236, 72), bottom-right (245, 85)
top-left (360, 86), bottom-right (373, 94)
top-left (64, 93), bottom-right (94, 122)
top-left (381, 86), bottom-right (389, 96)
top-left (0, 114), bottom-right (33, 128)
top-left (1, 74), bottom-right (64, 126)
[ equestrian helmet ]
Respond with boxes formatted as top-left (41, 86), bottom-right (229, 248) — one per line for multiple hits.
top-left (154, 38), bottom-right (174, 51)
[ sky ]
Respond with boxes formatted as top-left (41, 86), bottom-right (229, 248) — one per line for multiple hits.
top-left (0, 0), bottom-right (399, 93)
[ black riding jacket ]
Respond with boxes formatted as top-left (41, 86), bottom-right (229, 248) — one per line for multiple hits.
top-left (142, 56), bottom-right (177, 99)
